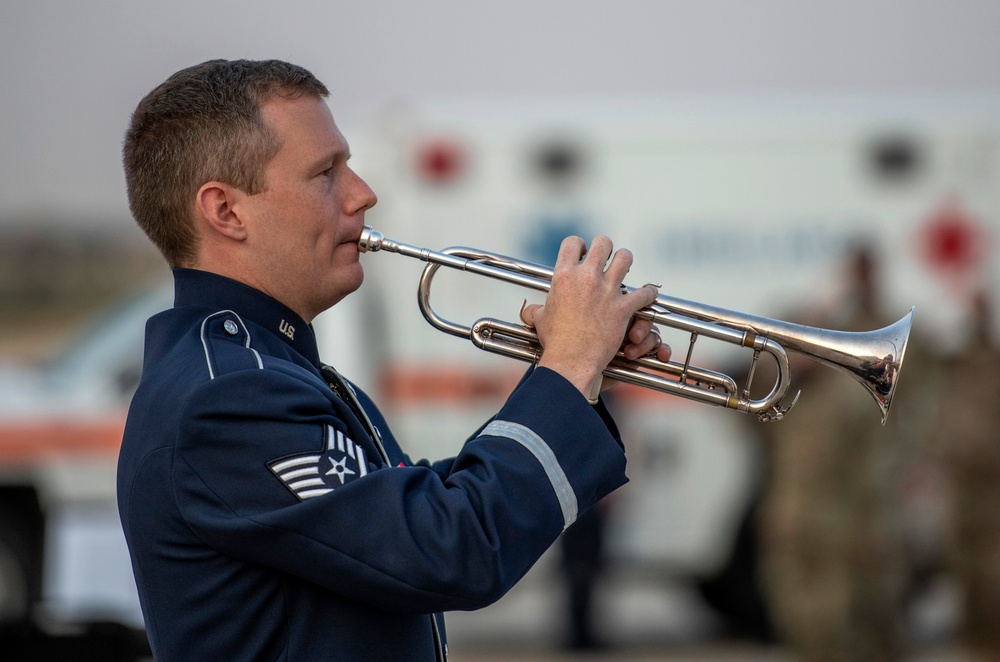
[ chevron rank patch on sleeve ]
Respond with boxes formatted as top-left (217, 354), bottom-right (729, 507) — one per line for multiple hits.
top-left (268, 425), bottom-right (369, 500)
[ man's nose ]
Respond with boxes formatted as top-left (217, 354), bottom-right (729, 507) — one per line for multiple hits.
top-left (349, 172), bottom-right (377, 213)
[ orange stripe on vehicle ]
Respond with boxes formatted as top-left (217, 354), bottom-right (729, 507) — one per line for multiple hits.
top-left (0, 419), bottom-right (126, 463)
top-left (375, 364), bottom-right (681, 407)
top-left (378, 365), bottom-right (525, 405)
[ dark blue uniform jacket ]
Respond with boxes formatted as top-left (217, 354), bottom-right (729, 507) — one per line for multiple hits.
top-left (117, 268), bottom-right (628, 661)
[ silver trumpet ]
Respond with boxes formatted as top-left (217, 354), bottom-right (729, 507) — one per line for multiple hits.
top-left (359, 226), bottom-right (914, 424)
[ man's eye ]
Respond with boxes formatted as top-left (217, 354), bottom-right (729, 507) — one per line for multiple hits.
top-left (320, 167), bottom-right (334, 177)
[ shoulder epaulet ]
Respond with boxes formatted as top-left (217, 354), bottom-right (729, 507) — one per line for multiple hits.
top-left (199, 310), bottom-right (264, 379)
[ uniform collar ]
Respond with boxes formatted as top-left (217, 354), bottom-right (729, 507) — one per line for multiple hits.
top-left (172, 268), bottom-right (320, 366)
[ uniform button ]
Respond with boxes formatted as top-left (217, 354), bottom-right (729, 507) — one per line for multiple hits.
top-left (223, 320), bottom-right (239, 336)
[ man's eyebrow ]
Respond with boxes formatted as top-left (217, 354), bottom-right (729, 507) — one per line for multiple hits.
top-left (307, 148), bottom-right (344, 172)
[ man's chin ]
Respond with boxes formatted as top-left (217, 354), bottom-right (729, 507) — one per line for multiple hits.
top-left (332, 265), bottom-right (364, 301)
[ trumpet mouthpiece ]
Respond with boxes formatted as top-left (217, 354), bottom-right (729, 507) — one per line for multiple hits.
top-left (358, 226), bottom-right (384, 253)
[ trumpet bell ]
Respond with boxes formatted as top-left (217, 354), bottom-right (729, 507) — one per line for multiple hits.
top-left (818, 307), bottom-right (914, 425)
top-left (645, 290), bottom-right (916, 425)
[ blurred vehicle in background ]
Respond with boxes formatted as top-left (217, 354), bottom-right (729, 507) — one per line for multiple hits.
top-left (0, 284), bottom-right (170, 657)
top-left (318, 95), bottom-right (999, 637)
top-left (0, 95), bottom-right (997, 652)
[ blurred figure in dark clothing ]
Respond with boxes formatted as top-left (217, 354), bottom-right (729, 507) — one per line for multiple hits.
top-left (558, 503), bottom-right (609, 650)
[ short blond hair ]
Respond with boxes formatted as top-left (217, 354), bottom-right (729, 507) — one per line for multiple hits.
top-left (122, 59), bottom-right (329, 266)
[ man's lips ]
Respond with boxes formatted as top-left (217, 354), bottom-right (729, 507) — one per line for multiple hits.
top-left (338, 234), bottom-right (363, 249)
top-left (342, 224), bottom-right (366, 248)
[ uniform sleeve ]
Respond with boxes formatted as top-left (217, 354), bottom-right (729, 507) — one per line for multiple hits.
top-left (173, 364), bottom-right (626, 614)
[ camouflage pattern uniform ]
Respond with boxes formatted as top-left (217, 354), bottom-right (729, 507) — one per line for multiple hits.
top-left (756, 247), bottom-right (939, 662)
top-left (938, 292), bottom-right (1000, 661)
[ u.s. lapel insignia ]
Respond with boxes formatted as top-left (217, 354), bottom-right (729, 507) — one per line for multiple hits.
top-left (268, 425), bottom-right (368, 500)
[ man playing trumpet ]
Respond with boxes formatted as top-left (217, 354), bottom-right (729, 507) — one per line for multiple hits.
top-left (117, 58), bottom-right (669, 661)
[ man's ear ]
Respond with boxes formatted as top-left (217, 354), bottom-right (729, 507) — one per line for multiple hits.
top-left (195, 182), bottom-right (248, 241)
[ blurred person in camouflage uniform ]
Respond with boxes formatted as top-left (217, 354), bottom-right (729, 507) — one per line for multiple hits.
top-left (757, 245), bottom-right (938, 661)
top-left (938, 289), bottom-right (1000, 660)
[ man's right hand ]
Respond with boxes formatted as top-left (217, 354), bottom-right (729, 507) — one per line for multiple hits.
top-left (520, 235), bottom-right (662, 401)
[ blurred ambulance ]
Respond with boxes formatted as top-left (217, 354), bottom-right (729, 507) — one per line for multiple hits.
top-left (316, 95), bottom-right (1000, 632)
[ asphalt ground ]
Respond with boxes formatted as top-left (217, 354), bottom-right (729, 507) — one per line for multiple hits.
top-left (439, 562), bottom-right (968, 662)
top-left (452, 645), bottom-right (967, 662)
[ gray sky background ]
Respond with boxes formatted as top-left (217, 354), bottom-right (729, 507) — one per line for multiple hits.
top-left (3, 0), bottom-right (1000, 229)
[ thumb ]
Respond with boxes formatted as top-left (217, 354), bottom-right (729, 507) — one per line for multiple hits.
top-left (519, 300), bottom-right (543, 328)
